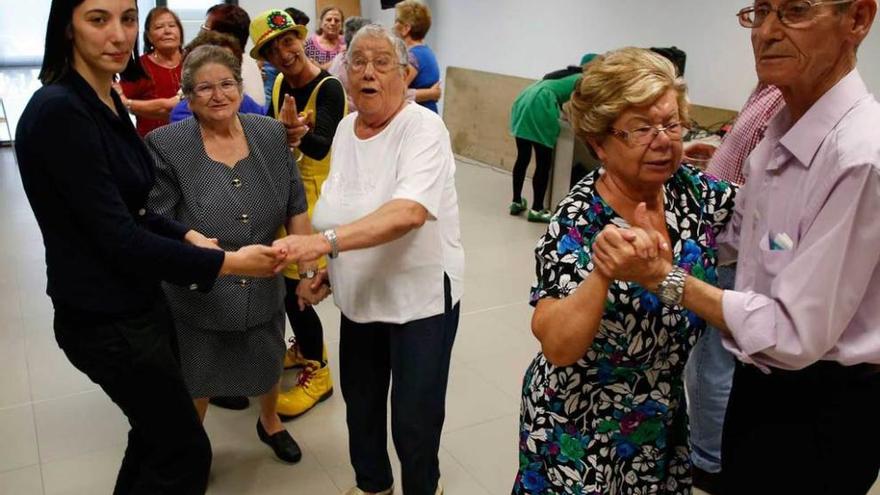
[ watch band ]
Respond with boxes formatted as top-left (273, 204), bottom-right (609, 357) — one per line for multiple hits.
top-left (298, 269), bottom-right (316, 279)
top-left (657, 266), bottom-right (686, 306)
top-left (322, 229), bottom-right (339, 259)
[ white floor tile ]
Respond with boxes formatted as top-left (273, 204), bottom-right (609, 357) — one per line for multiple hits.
top-left (442, 414), bottom-right (520, 495)
top-left (33, 390), bottom-right (128, 464)
top-left (0, 464), bottom-right (43, 495)
top-left (41, 445), bottom-right (124, 495)
top-left (0, 404), bottom-right (39, 472)
top-left (0, 335), bottom-right (32, 408)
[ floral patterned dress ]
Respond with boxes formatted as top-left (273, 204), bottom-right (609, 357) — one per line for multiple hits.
top-left (514, 166), bottom-right (736, 495)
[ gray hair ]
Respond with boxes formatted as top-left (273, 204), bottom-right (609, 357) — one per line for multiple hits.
top-left (180, 45), bottom-right (243, 99)
top-left (347, 24), bottom-right (409, 68)
top-left (343, 16), bottom-right (372, 47)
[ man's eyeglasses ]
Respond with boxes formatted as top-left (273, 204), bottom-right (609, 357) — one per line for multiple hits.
top-left (192, 79), bottom-right (239, 99)
top-left (346, 55), bottom-right (405, 74)
top-left (737, 0), bottom-right (854, 28)
top-left (608, 122), bottom-right (685, 147)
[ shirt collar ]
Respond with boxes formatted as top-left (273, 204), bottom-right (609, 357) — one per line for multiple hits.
top-left (63, 69), bottom-right (130, 124)
top-left (777, 69), bottom-right (869, 169)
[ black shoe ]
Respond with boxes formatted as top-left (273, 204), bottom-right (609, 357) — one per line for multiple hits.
top-left (256, 419), bottom-right (302, 463)
top-left (209, 395), bottom-right (250, 410)
top-left (692, 466), bottom-right (723, 494)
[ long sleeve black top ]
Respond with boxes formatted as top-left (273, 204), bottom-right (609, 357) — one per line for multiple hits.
top-left (14, 70), bottom-right (224, 317)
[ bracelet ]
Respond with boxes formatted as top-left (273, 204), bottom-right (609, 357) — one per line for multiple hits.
top-left (321, 229), bottom-right (339, 259)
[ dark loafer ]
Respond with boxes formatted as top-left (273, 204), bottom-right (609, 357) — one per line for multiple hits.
top-left (256, 419), bottom-right (302, 463)
top-left (209, 395), bottom-right (249, 410)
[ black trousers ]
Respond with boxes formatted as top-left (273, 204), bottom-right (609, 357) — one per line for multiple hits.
top-left (54, 301), bottom-right (211, 495)
top-left (339, 276), bottom-right (459, 495)
top-left (721, 361), bottom-right (880, 495)
top-left (283, 276), bottom-right (325, 362)
top-left (512, 137), bottom-right (553, 211)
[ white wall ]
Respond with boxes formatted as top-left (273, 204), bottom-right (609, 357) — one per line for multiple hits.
top-left (420, 0), bottom-right (880, 111)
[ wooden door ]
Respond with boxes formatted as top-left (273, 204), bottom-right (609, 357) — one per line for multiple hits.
top-left (315, 0), bottom-right (361, 18)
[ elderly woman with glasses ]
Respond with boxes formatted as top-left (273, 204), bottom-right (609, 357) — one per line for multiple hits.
top-left (513, 47), bottom-right (737, 494)
top-left (145, 45), bottom-right (328, 464)
top-left (274, 24), bottom-right (464, 495)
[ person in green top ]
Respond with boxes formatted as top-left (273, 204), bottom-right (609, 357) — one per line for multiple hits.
top-left (509, 53), bottom-right (596, 223)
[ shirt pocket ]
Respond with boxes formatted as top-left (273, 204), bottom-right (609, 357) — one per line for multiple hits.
top-left (757, 230), bottom-right (795, 278)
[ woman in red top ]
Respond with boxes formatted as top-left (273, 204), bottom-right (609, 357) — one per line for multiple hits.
top-left (117, 6), bottom-right (183, 137)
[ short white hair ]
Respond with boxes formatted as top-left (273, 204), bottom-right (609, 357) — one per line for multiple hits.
top-left (346, 24), bottom-right (408, 68)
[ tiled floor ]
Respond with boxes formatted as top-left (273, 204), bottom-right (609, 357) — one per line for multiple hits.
top-left (1, 148), bottom-right (878, 494)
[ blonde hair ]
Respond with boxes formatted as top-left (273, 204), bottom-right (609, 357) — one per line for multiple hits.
top-left (569, 47), bottom-right (689, 144)
top-left (395, 0), bottom-right (432, 40)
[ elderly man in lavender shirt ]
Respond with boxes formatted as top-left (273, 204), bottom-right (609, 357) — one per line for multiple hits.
top-left (593, 1), bottom-right (880, 494)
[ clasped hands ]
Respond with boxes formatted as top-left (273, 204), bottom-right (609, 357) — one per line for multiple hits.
top-left (185, 230), bottom-right (330, 307)
top-left (591, 203), bottom-right (674, 291)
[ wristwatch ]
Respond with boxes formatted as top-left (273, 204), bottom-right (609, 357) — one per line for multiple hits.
top-left (298, 269), bottom-right (316, 279)
top-left (322, 229), bottom-right (339, 259)
top-left (656, 266), bottom-right (686, 306)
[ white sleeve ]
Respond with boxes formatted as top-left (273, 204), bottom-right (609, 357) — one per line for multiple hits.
top-left (391, 117), bottom-right (451, 220)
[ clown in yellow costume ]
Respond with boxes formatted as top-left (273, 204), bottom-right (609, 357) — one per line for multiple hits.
top-left (250, 9), bottom-right (347, 419)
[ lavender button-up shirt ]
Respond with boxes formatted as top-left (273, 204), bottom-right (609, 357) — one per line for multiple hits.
top-left (720, 70), bottom-right (880, 371)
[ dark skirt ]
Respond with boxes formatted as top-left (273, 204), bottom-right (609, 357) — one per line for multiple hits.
top-left (176, 311), bottom-right (286, 398)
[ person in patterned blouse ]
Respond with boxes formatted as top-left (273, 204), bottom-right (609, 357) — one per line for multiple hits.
top-left (513, 47), bottom-right (737, 495)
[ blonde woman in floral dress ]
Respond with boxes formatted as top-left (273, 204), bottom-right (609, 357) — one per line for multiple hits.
top-left (514, 48), bottom-right (737, 495)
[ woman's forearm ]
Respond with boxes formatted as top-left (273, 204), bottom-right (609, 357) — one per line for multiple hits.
top-left (288, 212), bottom-right (318, 272)
top-left (532, 272), bottom-right (611, 366)
top-left (334, 199), bottom-right (428, 252)
top-left (128, 96), bottom-right (179, 120)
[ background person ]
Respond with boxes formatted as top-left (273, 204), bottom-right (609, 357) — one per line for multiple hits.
top-left (15, 1), bottom-right (284, 491)
top-left (275, 25), bottom-right (464, 495)
top-left (117, 6), bottom-right (184, 137)
top-left (202, 3), bottom-right (264, 109)
top-left (393, 0), bottom-right (440, 113)
top-left (305, 6), bottom-right (346, 69)
top-left (507, 53), bottom-right (596, 223)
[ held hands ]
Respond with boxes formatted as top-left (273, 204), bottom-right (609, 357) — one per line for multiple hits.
top-left (295, 269), bottom-right (332, 310)
top-left (592, 203), bottom-right (672, 289)
top-left (222, 244), bottom-right (288, 278)
top-left (272, 234), bottom-right (330, 272)
top-left (279, 95), bottom-right (310, 148)
top-left (184, 229), bottom-right (221, 251)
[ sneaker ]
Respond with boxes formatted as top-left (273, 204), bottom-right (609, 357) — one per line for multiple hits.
top-left (344, 487), bottom-right (393, 495)
top-left (509, 198), bottom-right (527, 216)
top-left (527, 208), bottom-right (552, 223)
top-left (277, 360), bottom-right (334, 420)
top-left (284, 338), bottom-right (329, 369)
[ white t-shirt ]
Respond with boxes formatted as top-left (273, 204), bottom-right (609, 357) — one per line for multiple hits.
top-left (312, 103), bottom-right (465, 324)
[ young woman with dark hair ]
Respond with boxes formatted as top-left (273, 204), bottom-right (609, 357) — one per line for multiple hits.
top-left (15, 1), bottom-right (285, 492)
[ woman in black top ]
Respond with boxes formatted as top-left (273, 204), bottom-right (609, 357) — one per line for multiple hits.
top-left (14, 1), bottom-right (285, 493)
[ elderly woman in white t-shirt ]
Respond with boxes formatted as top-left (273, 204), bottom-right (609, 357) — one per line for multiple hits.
top-left (273, 24), bottom-right (463, 495)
